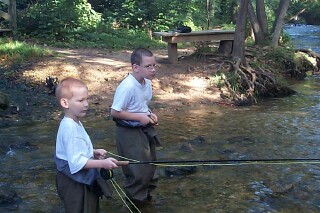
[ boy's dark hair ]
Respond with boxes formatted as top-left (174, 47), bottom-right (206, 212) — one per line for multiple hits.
top-left (130, 48), bottom-right (153, 65)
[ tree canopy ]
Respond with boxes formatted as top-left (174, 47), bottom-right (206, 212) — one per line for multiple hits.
top-left (7, 0), bottom-right (317, 47)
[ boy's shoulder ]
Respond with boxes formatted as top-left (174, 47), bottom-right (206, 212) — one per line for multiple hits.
top-left (117, 75), bottom-right (137, 88)
top-left (59, 117), bottom-right (77, 129)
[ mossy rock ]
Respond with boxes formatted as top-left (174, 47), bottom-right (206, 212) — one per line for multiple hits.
top-left (0, 92), bottom-right (9, 110)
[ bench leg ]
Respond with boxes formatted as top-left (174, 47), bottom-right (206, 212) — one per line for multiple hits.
top-left (218, 40), bottom-right (233, 55)
top-left (167, 43), bottom-right (178, 64)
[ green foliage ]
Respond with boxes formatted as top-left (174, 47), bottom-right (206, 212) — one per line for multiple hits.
top-left (215, 0), bottom-right (237, 25)
top-left (302, 1), bottom-right (320, 25)
top-left (89, 0), bottom-right (236, 32)
top-left (212, 74), bottom-right (225, 88)
top-left (288, 0), bottom-right (320, 25)
top-left (264, 46), bottom-right (295, 70)
top-left (0, 38), bottom-right (53, 65)
top-left (19, 0), bottom-right (101, 40)
top-left (12, 0), bottom-right (319, 50)
top-left (260, 46), bottom-right (311, 80)
top-left (100, 0), bottom-right (196, 32)
top-left (62, 27), bottom-right (165, 49)
top-left (23, 22), bottom-right (166, 49)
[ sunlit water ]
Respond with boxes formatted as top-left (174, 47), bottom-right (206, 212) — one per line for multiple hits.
top-left (1, 25), bottom-right (320, 212)
top-left (284, 24), bottom-right (320, 54)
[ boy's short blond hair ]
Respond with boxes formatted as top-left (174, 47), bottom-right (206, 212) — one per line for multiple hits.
top-left (55, 77), bottom-right (87, 100)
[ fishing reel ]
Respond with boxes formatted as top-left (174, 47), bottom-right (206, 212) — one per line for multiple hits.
top-left (100, 168), bottom-right (114, 180)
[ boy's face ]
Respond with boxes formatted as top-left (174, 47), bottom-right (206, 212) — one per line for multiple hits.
top-left (62, 86), bottom-right (89, 122)
top-left (133, 55), bottom-right (156, 80)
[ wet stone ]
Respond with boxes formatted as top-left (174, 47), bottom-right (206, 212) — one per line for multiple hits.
top-left (0, 189), bottom-right (22, 205)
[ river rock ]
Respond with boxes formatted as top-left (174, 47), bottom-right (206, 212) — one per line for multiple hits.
top-left (0, 189), bottom-right (22, 205)
top-left (180, 136), bottom-right (206, 152)
top-left (0, 91), bottom-right (9, 110)
top-left (164, 166), bottom-right (197, 177)
top-left (189, 136), bottom-right (206, 145)
top-left (226, 136), bottom-right (260, 145)
top-left (0, 141), bottom-right (39, 155)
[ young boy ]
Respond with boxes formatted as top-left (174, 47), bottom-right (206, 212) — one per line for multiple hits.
top-left (110, 48), bottom-right (162, 206)
top-left (54, 77), bottom-right (119, 213)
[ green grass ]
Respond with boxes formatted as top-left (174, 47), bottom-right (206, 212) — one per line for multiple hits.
top-left (25, 28), bottom-right (167, 50)
top-left (0, 38), bottom-right (53, 66)
top-left (0, 27), bottom-right (167, 67)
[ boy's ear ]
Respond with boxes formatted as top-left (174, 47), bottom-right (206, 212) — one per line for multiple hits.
top-left (132, 64), bottom-right (139, 73)
top-left (59, 98), bottom-right (69, 109)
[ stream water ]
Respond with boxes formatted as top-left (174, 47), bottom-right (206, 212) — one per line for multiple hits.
top-left (284, 24), bottom-right (320, 53)
top-left (1, 25), bottom-right (320, 213)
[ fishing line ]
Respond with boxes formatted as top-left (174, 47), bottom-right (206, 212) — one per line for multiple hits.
top-left (107, 151), bottom-right (320, 167)
top-left (102, 153), bottom-right (320, 211)
top-left (127, 158), bottom-right (320, 166)
top-left (109, 179), bottom-right (141, 213)
top-left (100, 169), bottom-right (141, 213)
top-left (103, 152), bottom-right (320, 212)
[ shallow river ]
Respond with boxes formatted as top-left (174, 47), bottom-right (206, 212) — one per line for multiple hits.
top-left (1, 25), bottom-right (320, 213)
top-left (1, 76), bottom-right (320, 213)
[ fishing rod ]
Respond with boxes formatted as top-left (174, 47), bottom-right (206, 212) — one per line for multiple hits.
top-left (102, 158), bottom-right (320, 180)
top-left (114, 158), bottom-right (320, 166)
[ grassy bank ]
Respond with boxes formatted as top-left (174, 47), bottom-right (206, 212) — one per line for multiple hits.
top-left (0, 38), bottom-right (53, 67)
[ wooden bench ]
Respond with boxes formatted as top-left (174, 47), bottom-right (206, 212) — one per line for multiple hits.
top-left (0, 29), bottom-right (12, 32)
top-left (154, 30), bottom-right (235, 63)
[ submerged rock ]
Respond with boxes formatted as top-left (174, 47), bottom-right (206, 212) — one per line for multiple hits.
top-left (164, 166), bottom-right (197, 177)
top-left (0, 189), bottom-right (22, 205)
top-left (180, 136), bottom-right (206, 152)
top-left (0, 92), bottom-right (9, 110)
top-left (0, 141), bottom-right (39, 155)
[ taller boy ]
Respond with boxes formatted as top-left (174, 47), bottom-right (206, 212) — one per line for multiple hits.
top-left (111, 48), bottom-right (161, 206)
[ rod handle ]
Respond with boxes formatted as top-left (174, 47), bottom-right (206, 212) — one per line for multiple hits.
top-left (115, 161), bottom-right (129, 166)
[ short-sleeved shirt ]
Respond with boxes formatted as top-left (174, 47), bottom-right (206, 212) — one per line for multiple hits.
top-left (55, 116), bottom-right (93, 174)
top-left (111, 74), bottom-right (152, 113)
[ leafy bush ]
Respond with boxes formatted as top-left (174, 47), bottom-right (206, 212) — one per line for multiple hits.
top-left (19, 0), bottom-right (101, 40)
top-left (264, 47), bottom-right (295, 71)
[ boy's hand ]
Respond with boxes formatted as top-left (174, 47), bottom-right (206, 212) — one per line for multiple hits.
top-left (139, 113), bottom-right (153, 125)
top-left (94, 149), bottom-right (107, 159)
top-left (103, 157), bottom-right (119, 169)
top-left (139, 113), bottom-right (158, 125)
top-left (148, 113), bottom-right (158, 125)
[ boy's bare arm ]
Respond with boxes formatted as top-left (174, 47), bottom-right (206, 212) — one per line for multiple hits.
top-left (84, 157), bottom-right (119, 170)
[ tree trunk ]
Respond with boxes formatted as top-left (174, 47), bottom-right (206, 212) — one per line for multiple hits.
top-left (272, 0), bottom-right (290, 47)
top-left (256, 0), bottom-right (268, 36)
top-left (232, 0), bottom-right (249, 63)
top-left (230, 0), bottom-right (238, 24)
top-left (248, 1), bottom-right (265, 45)
top-left (206, 0), bottom-right (210, 29)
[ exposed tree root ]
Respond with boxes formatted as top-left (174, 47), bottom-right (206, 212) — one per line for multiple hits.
top-left (190, 45), bottom-right (314, 106)
top-left (204, 53), bottom-right (297, 106)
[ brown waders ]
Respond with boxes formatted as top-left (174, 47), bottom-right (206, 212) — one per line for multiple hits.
top-left (115, 125), bottom-right (160, 204)
top-left (56, 172), bottom-right (100, 213)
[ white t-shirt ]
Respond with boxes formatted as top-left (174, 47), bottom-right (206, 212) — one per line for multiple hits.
top-left (55, 116), bottom-right (93, 174)
top-left (111, 74), bottom-right (152, 113)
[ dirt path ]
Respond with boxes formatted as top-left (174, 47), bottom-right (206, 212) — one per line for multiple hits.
top-left (0, 47), bottom-right (224, 125)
